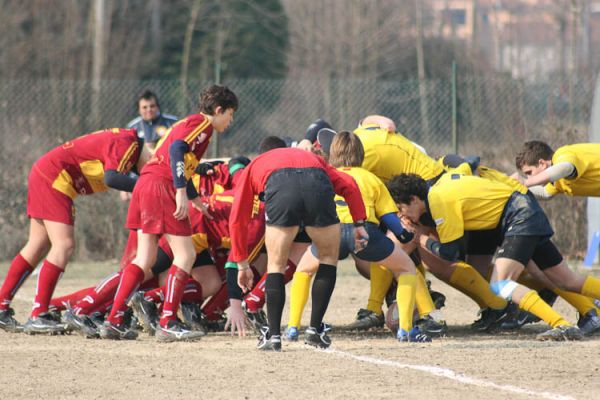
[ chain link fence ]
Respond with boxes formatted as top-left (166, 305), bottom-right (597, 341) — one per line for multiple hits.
top-left (0, 75), bottom-right (595, 261)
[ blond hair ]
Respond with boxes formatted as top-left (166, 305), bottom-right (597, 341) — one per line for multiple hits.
top-left (328, 131), bottom-right (364, 168)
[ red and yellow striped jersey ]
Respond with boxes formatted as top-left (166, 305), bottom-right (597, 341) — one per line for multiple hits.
top-left (33, 128), bottom-right (140, 199)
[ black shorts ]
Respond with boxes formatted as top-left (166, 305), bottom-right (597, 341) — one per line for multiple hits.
top-left (192, 249), bottom-right (216, 269)
top-left (264, 168), bottom-right (339, 227)
top-left (151, 249), bottom-right (214, 276)
top-left (496, 236), bottom-right (563, 270)
top-left (465, 228), bottom-right (500, 256)
top-left (294, 228), bottom-right (312, 243)
top-left (500, 192), bottom-right (554, 238)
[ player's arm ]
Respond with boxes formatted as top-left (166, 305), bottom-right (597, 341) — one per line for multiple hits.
top-left (104, 170), bottom-right (138, 192)
top-left (169, 140), bottom-right (191, 220)
top-left (528, 185), bottom-right (556, 200)
top-left (380, 213), bottom-right (414, 243)
top-left (224, 260), bottom-right (250, 337)
top-left (523, 162), bottom-right (575, 187)
top-left (420, 236), bottom-right (461, 261)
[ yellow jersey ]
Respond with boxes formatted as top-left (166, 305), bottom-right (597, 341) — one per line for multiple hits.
top-left (544, 144), bottom-right (600, 196)
top-left (334, 167), bottom-right (398, 224)
top-left (428, 173), bottom-right (516, 243)
top-left (353, 124), bottom-right (444, 182)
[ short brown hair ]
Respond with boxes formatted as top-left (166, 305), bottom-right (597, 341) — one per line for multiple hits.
top-left (199, 85), bottom-right (238, 115)
top-left (515, 140), bottom-right (554, 169)
top-left (328, 131), bottom-right (364, 168)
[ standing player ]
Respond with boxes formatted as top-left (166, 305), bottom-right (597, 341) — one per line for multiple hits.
top-left (99, 85), bottom-right (238, 342)
top-left (230, 146), bottom-right (368, 351)
top-left (0, 128), bottom-right (150, 333)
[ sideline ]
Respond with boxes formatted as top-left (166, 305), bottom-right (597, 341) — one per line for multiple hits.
top-left (324, 348), bottom-right (576, 400)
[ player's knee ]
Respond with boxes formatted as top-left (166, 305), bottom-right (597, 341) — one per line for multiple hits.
top-left (490, 279), bottom-right (519, 301)
top-left (203, 276), bottom-right (222, 297)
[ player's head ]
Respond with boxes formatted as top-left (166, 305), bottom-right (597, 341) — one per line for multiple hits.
top-left (387, 173), bottom-right (429, 223)
top-left (199, 85), bottom-right (239, 133)
top-left (258, 136), bottom-right (287, 154)
top-left (515, 140), bottom-right (554, 176)
top-left (229, 155), bottom-right (251, 188)
top-left (359, 115), bottom-right (396, 133)
top-left (305, 119), bottom-right (332, 144)
top-left (137, 90), bottom-right (161, 121)
top-left (328, 131), bottom-right (364, 168)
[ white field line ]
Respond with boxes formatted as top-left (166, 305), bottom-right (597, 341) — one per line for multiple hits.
top-left (324, 348), bottom-right (576, 400)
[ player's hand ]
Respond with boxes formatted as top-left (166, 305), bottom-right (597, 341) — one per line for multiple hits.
top-left (195, 160), bottom-right (225, 176)
top-left (237, 261), bottom-right (254, 293)
top-left (296, 139), bottom-right (314, 152)
top-left (191, 197), bottom-right (213, 219)
top-left (354, 226), bottom-right (369, 251)
top-left (510, 171), bottom-right (525, 184)
top-left (224, 299), bottom-right (248, 337)
top-left (173, 188), bottom-right (189, 220)
top-left (119, 191), bottom-right (132, 202)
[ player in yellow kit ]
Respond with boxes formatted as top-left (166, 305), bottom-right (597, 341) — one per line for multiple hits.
top-left (388, 171), bottom-right (600, 340)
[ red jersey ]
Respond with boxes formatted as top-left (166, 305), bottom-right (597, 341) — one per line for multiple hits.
top-left (193, 163), bottom-right (234, 197)
top-left (229, 148), bottom-right (367, 261)
top-left (191, 190), bottom-right (265, 263)
top-left (142, 114), bottom-right (213, 181)
top-left (33, 128), bottom-right (140, 199)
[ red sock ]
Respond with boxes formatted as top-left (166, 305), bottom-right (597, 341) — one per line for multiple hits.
top-left (244, 273), bottom-right (266, 313)
top-left (31, 260), bottom-right (64, 318)
top-left (160, 265), bottom-right (189, 327)
top-left (143, 287), bottom-right (164, 303)
top-left (50, 286), bottom-right (94, 312)
top-left (89, 299), bottom-right (113, 315)
top-left (182, 279), bottom-right (203, 304)
top-left (107, 264), bottom-right (144, 325)
top-left (140, 276), bottom-right (159, 290)
top-left (202, 282), bottom-right (229, 320)
top-left (0, 254), bottom-right (34, 311)
top-left (74, 272), bottom-right (122, 315)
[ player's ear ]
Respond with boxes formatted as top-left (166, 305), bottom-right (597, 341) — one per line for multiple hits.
top-left (214, 105), bottom-right (223, 115)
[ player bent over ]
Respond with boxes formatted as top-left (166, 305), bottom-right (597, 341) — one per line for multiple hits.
top-left (230, 146), bottom-right (368, 351)
top-left (0, 128), bottom-right (150, 333)
top-left (99, 85), bottom-right (238, 342)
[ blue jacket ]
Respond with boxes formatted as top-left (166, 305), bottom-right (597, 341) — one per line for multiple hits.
top-left (126, 113), bottom-right (178, 143)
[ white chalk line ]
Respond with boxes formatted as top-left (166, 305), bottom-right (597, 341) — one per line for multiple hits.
top-left (322, 348), bottom-right (576, 400)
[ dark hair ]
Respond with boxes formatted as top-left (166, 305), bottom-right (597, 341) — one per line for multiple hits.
top-left (229, 155), bottom-right (251, 168)
top-left (199, 85), bottom-right (238, 115)
top-left (515, 140), bottom-right (554, 169)
top-left (328, 131), bottom-right (364, 168)
top-left (258, 136), bottom-right (287, 154)
top-left (386, 173), bottom-right (429, 204)
top-left (137, 90), bottom-right (160, 108)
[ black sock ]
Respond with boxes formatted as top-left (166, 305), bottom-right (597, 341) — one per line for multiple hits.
top-left (310, 264), bottom-right (337, 331)
top-left (265, 273), bottom-right (285, 336)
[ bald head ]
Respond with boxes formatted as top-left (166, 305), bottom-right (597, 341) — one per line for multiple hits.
top-left (360, 115), bottom-right (396, 132)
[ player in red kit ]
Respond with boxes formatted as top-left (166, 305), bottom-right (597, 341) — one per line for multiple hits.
top-left (230, 145), bottom-right (368, 351)
top-left (0, 128), bottom-right (150, 334)
top-left (99, 85), bottom-right (238, 342)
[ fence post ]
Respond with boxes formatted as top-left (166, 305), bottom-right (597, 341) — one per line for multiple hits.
top-left (451, 60), bottom-right (458, 154)
top-left (212, 62), bottom-right (221, 158)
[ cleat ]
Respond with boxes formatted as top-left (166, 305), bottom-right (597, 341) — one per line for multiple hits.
top-left (180, 302), bottom-right (208, 334)
top-left (23, 313), bottom-right (66, 335)
top-left (430, 290), bottom-right (446, 310)
top-left (130, 292), bottom-right (158, 336)
top-left (242, 301), bottom-right (268, 333)
top-left (99, 321), bottom-right (138, 340)
top-left (155, 319), bottom-right (205, 343)
top-left (203, 314), bottom-right (227, 332)
top-left (0, 308), bottom-right (22, 333)
top-left (257, 326), bottom-right (282, 351)
top-left (471, 302), bottom-right (517, 332)
top-left (89, 312), bottom-right (105, 329)
top-left (283, 326), bottom-right (299, 342)
top-left (500, 310), bottom-right (532, 330)
top-left (416, 315), bottom-right (448, 336)
top-left (63, 310), bottom-right (99, 338)
top-left (346, 308), bottom-right (384, 330)
top-left (398, 326), bottom-right (432, 343)
top-left (304, 324), bottom-right (332, 349)
top-left (536, 325), bottom-right (583, 341)
top-left (577, 309), bottom-right (600, 336)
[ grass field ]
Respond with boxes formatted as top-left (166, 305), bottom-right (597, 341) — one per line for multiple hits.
top-left (1, 260), bottom-right (598, 400)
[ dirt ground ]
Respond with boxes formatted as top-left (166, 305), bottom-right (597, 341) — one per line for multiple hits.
top-left (1, 260), bottom-right (598, 400)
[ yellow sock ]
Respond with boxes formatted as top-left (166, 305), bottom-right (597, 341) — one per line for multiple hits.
top-left (288, 271), bottom-right (312, 328)
top-left (415, 267), bottom-right (435, 318)
top-left (366, 264), bottom-right (393, 316)
top-left (396, 274), bottom-right (417, 333)
top-left (553, 288), bottom-right (598, 316)
top-left (449, 262), bottom-right (507, 310)
top-left (519, 290), bottom-right (570, 328)
top-left (581, 276), bottom-right (600, 300)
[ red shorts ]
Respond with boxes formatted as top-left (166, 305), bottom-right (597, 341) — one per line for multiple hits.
top-left (126, 175), bottom-right (192, 236)
top-left (27, 167), bottom-right (75, 225)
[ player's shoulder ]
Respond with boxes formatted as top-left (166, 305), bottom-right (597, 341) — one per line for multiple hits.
top-left (126, 117), bottom-right (142, 128)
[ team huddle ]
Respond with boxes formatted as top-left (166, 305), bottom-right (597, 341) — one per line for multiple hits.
top-left (3, 84), bottom-right (600, 351)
